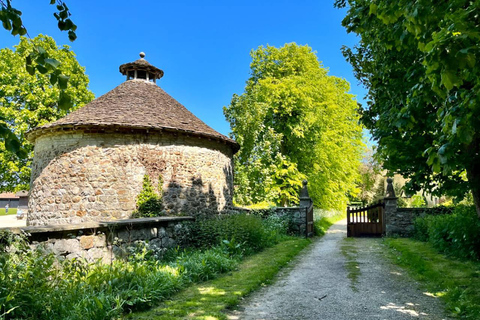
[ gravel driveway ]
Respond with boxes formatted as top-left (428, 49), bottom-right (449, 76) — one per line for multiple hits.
top-left (229, 219), bottom-right (451, 320)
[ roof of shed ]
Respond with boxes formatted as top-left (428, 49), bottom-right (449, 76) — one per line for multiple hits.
top-left (28, 79), bottom-right (239, 151)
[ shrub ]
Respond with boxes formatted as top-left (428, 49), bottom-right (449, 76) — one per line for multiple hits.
top-left (188, 213), bottom-right (289, 255)
top-left (133, 174), bottom-right (163, 218)
top-left (413, 205), bottom-right (480, 260)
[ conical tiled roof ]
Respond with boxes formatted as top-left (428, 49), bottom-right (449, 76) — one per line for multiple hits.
top-left (28, 55), bottom-right (239, 152)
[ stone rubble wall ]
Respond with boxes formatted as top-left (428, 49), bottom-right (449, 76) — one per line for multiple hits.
top-left (29, 130), bottom-right (234, 226)
top-left (237, 206), bottom-right (308, 237)
top-left (385, 206), bottom-right (453, 237)
top-left (275, 207), bottom-right (308, 237)
top-left (11, 216), bottom-right (194, 263)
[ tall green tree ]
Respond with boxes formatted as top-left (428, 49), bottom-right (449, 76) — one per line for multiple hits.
top-left (224, 43), bottom-right (363, 209)
top-left (0, 35), bottom-right (94, 191)
top-left (335, 1), bottom-right (480, 216)
top-left (0, 1), bottom-right (77, 157)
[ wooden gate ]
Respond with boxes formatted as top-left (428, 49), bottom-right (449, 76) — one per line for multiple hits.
top-left (347, 201), bottom-right (385, 237)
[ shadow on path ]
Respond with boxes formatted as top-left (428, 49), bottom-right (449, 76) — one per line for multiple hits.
top-left (230, 219), bottom-right (451, 320)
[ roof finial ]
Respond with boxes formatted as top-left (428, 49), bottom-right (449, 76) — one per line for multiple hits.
top-left (139, 52), bottom-right (145, 59)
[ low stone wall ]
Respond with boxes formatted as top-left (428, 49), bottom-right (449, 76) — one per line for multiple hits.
top-left (386, 207), bottom-right (453, 237)
top-left (3, 216), bottom-right (194, 263)
top-left (275, 207), bottom-right (309, 237)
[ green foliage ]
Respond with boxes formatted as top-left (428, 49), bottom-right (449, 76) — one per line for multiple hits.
top-left (0, 35), bottom-right (94, 191)
top-left (130, 238), bottom-right (311, 320)
top-left (385, 238), bottom-right (480, 319)
top-left (413, 205), bottom-right (480, 260)
top-left (336, 1), bottom-right (480, 214)
top-left (313, 208), bottom-right (346, 236)
top-left (410, 194), bottom-right (426, 208)
top-left (1, 1), bottom-right (79, 159)
top-left (224, 43), bottom-right (364, 210)
top-left (189, 214), bottom-right (288, 255)
top-left (0, 230), bottom-right (239, 320)
top-left (355, 147), bottom-right (382, 204)
top-left (133, 175), bottom-right (163, 218)
top-left (0, 1), bottom-right (77, 40)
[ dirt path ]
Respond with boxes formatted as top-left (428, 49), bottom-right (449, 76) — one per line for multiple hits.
top-left (229, 219), bottom-right (450, 320)
top-left (0, 214), bottom-right (26, 228)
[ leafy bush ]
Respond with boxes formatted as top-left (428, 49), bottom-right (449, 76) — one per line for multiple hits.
top-left (0, 230), bottom-right (239, 320)
top-left (410, 194), bottom-right (426, 208)
top-left (187, 213), bottom-right (289, 255)
top-left (190, 214), bottom-right (267, 254)
top-left (133, 174), bottom-right (163, 218)
top-left (413, 205), bottom-right (480, 260)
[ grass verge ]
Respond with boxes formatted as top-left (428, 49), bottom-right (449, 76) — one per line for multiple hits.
top-left (126, 238), bottom-right (311, 320)
top-left (385, 238), bottom-right (480, 319)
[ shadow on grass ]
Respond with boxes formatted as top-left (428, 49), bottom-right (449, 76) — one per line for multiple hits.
top-left (126, 238), bottom-right (311, 320)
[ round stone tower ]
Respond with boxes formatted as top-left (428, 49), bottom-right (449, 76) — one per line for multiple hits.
top-left (27, 53), bottom-right (239, 226)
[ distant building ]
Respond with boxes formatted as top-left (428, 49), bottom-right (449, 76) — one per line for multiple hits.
top-left (26, 53), bottom-right (239, 226)
top-left (0, 191), bottom-right (29, 209)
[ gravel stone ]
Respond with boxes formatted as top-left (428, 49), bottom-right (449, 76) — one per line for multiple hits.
top-left (229, 219), bottom-right (451, 320)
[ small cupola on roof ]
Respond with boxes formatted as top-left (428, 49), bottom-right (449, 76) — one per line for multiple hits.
top-left (27, 53), bottom-right (239, 226)
top-left (119, 52), bottom-right (164, 83)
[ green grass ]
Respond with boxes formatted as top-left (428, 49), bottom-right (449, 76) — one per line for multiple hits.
top-left (313, 208), bottom-right (346, 236)
top-left (340, 238), bottom-right (360, 292)
top-left (125, 238), bottom-right (311, 320)
top-left (385, 238), bottom-right (480, 319)
top-left (0, 208), bottom-right (17, 216)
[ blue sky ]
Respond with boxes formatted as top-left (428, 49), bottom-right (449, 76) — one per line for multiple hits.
top-left (0, 0), bottom-right (366, 138)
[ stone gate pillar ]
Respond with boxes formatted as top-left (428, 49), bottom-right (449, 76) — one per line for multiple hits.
top-left (384, 177), bottom-right (398, 236)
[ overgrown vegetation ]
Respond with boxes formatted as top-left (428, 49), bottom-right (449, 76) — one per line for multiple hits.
top-left (181, 213), bottom-right (290, 254)
top-left (385, 238), bottom-right (480, 319)
top-left (413, 205), bottom-right (480, 261)
top-left (127, 238), bottom-right (311, 320)
top-left (132, 175), bottom-right (163, 218)
top-left (0, 213), bottom-right (292, 319)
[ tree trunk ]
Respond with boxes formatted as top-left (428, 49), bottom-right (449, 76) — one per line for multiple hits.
top-left (466, 161), bottom-right (480, 219)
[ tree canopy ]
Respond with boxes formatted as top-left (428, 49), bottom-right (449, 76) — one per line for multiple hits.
top-left (335, 0), bottom-right (480, 216)
top-left (0, 1), bottom-right (77, 158)
top-left (224, 43), bottom-right (363, 210)
top-left (0, 35), bottom-right (94, 191)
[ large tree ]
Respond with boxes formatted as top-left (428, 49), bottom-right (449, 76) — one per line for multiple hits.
top-left (224, 43), bottom-right (363, 209)
top-left (335, 1), bottom-right (480, 216)
top-left (0, 35), bottom-right (94, 191)
top-left (0, 1), bottom-right (77, 157)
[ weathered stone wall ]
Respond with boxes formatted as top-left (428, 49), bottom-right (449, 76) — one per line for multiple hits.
top-left (386, 207), bottom-right (453, 237)
top-left (237, 206), bottom-right (309, 237)
top-left (28, 130), bottom-right (234, 226)
top-left (386, 207), bottom-right (421, 236)
top-left (6, 216), bottom-right (194, 263)
top-left (275, 207), bottom-right (308, 237)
